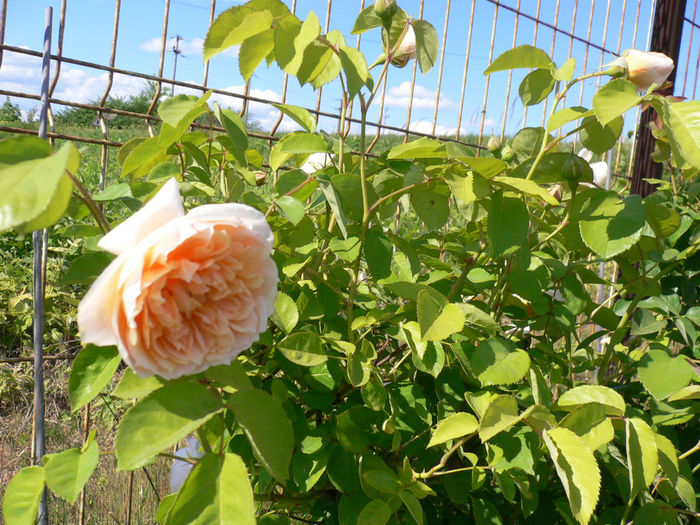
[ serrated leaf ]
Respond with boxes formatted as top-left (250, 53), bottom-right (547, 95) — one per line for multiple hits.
top-left (339, 46), bottom-right (370, 98)
top-left (493, 175), bottom-right (559, 205)
top-left (411, 189), bottom-right (449, 230)
top-left (270, 103), bottom-right (316, 133)
top-left (165, 453), bottom-right (255, 525)
top-left (351, 6), bottom-right (382, 34)
top-left (626, 417), bottom-right (658, 498)
top-left (557, 385), bottom-right (625, 416)
top-left (488, 191), bottom-right (529, 257)
top-left (484, 45), bottom-right (553, 74)
top-left (275, 195), bottom-right (305, 225)
top-left (388, 137), bottom-right (446, 159)
top-left (579, 192), bottom-right (646, 258)
top-left (399, 490), bottom-right (424, 525)
top-left (228, 389), bottom-right (294, 483)
top-left (204, 7), bottom-right (274, 62)
top-left (270, 292), bottom-right (298, 333)
top-left (667, 384), bottom-right (700, 402)
top-left (364, 229), bottom-right (393, 280)
top-left (580, 115), bottom-right (623, 154)
top-left (417, 289), bottom-right (465, 342)
top-left (112, 368), bottom-right (165, 399)
top-left (277, 332), bottom-right (327, 366)
top-left (592, 78), bottom-right (641, 126)
top-left (357, 499), bottom-right (391, 525)
top-left (116, 382), bottom-right (222, 470)
top-left (547, 106), bottom-right (592, 132)
top-left (543, 427), bottom-right (600, 525)
top-left (457, 303), bottom-right (501, 335)
top-left (665, 100), bottom-right (700, 169)
top-left (2, 466), bottom-right (45, 525)
top-left (412, 20), bottom-right (439, 74)
top-left (654, 433), bottom-right (679, 483)
top-left (519, 68), bottom-right (555, 106)
top-left (69, 344), bottom-right (121, 411)
top-left (553, 57), bottom-right (576, 81)
top-left (638, 349), bottom-right (695, 400)
top-left (43, 439), bottom-right (99, 503)
top-left (445, 172), bottom-right (490, 206)
top-left (479, 395), bottom-right (519, 442)
top-left (469, 337), bottom-right (530, 386)
top-left (428, 412), bottom-right (479, 447)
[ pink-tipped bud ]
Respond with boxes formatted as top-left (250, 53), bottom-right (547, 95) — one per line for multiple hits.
top-left (391, 24), bottom-right (416, 68)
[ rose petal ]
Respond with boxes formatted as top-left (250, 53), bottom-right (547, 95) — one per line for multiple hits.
top-left (187, 203), bottom-right (274, 249)
top-left (77, 257), bottom-right (123, 347)
top-left (98, 178), bottom-right (185, 255)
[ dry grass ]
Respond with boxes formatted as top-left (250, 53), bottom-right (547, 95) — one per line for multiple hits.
top-left (0, 361), bottom-right (170, 525)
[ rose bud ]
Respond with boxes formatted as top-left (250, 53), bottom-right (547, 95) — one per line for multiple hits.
top-left (300, 152), bottom-right (332, 174)
top-left (578, 148), bottom-right (610, 188)
top-left (390, 24), bottom-right (416, 68)
top-left (487, 136), bottom-right (501, 155)
top-left (374, 0), bottom-right (397, 18)
top-left (254, 171), bottom-right (267, 186)
top-left (622, 49), bottom-right (674, 92)
top-left (78, 178), bottom-right (278, 379)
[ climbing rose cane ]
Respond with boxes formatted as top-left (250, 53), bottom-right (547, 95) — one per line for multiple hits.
top-left (77, 178), bottom-right (278, 379)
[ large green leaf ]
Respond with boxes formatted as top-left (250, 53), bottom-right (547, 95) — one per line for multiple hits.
top-left (417, 289), bottom-right (465, 342)
top-left (484, 45), bottom-right (553, 74)
top-left (228, 389), bottom-right (294, 482)
top-left (239, 28), bottom-right (275, 81)
top-left (274, 12), bottom-right (321, 76)
top-left (479, 395), bottom-right (519, 442)
top-left (270, 103), bottom-right (316, 133)
top-left (543, 427), bottom-right (600, 525)
top-left (213, 103), bottom-right (248, 162)
top-left (204, 7), bottom-right (275, 62)
top-left (626, 417), bottom-right (658, 498)
top-left (112, 368), bottom-right (165, 399)
top-left (547, 106), bottom-right (592, 132)
top-left (493, 176), bottom-right (559, 205)
top-left (364, 228), bottom-right (393, 280)
top-left (579, 115), bottom-right (623, 154)
top-left (665, 100), bottom-right (700, 169)
top-left (413, 20), bottom-right (439, 74)
top-left (277, 331), bottom-right (327, 366)
top-left (638, 349), bottom-right (695, 400)
top-left (165, 453), bottom-right (255, 525)
top-left (0, 135), bottom-right (52, 166)
top-left (297, 30), bottom-right (344, 88)
top-left (557, 385), bottom-right (625, 416)
top-left (351, 6), bottom-right (382, 34)
top-left (579, 192), bottom-right (646, 258)
top-left (488, 192), bottom-right (529, 257)
top-left (69, 345), bottom-right (121, 411)
top-left (2, 466), bottom-right (45, 525)
top-left (388, 137), bottom-right (446, 159)
top-left (270, 292), bottom-right (299, 334)
top-left (592, 78), bottom-right (641, 126)
top-left (519, 68), bottom-right (555, 106)
top-left (339, 46), bottom-right (371, 98)
top-left (428, 412), bottom-right (479, 447)
top-left (116, 382), bottom-right (223, 470)
top-left (445, 172), bottom-right (490, 206)
top-left (43, 438), bottom-right (99, 503)
top-left (468, 337), bottom-right (530, 386)
top-left (0, 142), bottom-right (77, 233)
top-left (278, 132), bottom-right (331, 154)
top-left (411, 189), bottom-right (450, 230)
top-left (357, 499), bottom-right (391, 525)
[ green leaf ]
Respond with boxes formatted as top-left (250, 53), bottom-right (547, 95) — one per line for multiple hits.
top-left (159, 94), bottom-right (207, 128)
top-left (339, 46), bottom-right (371, 98)
top-left (667, 385), bottom-right (700, 402)
top-left (446, 146), bottom-right (507, 177)
top-left (543, 427), bottom-right (601, 525)
top-left (337, 406), bottom-right (374, 453)
top-left (116, 382), bottom-right (222, 470)
top-left (165, 453), bottom-right (255, 525)
top-left (665, 100), bottom-right (700, 169)
top-left (557, 385), bottom-right (626, 416)
top-left (274, 12), bottom-right (321, 76)
top-left (228, 389), bottom-right (294, 483)
top-left (592, 78), bottom-right (641, 126)
top-left (638, 349), bottom-right (695, 400)
top-left (0, 135), bottom-right (52, 166)
top-left (579, 192), bottom-right (646, 258)
top-left (112, 368), bottom-right (165, 399)
top-left (239, 28), bottom-right (275, 81)
top-left (626, 417), bottom-right (658, 498)
top-left (388, 137), bottom-right (446, 159)
top-left (428, 412), bottom-right (479, 447)
top-left (445, 172), bottom-right (490, 206)
top-left (278, 132), bottom-right (331, 154)
top-left (205, 361), bottom-right (253, 393)
top-left (633, 503), bottom-right (679, 525)
top-left (362, 377), bottom-right (388, 411)
top-left (357, 499), bottom-right (391, 525)
top-left (493, 175), bottom-right (559, 205)
top-left (484, 45), bottom-right (553, 74)
top-left (275, 195), bottom-right (305, 225)
top-left (547, 106), bottom-right (592, 132)
top-left (488, 191), bottom-right (529, 257)
top-left (399, 490), bottom-right (424, 525)
top-left (2, 466), bottom-right (45, 525)
top-left (646, 204), bottom-right (681, 238)
top-left (270, 292), bottom-right (298, 333)
top-left (411, 189), bottom-right (449, 230)
top-left (519, 68), bottom-right (555, 106)
top-left (69, 345), bottom-right (121, 411)
top-left (553, 57), bottom-right (576, 81)
top-left (468, 337), bottom-right (530, 386)
top-left (362, 470), bottom-right (400, 494)
top-left (351, 6), bottom-right (382, 34)
top-left (156, 494), bottom-right (177, 523)
top-left (479, 395), bottom-right (519, 442)
top-left (365, 229), bottom-right (393, 280)
top-left (457, 304), bottom-right (501, 335)
top-left (43, 438), bottom-right (99, 503)
top-left (412, 20), bottom-right (439, 74)
top-left (579, 115), bottom-right (623, 154)
top-left (59, 251), bottom-right (114, 285)
top-left (654, 433), bottom-right (679, 483)
top-left (297, 30), bottom-right (344, 88)
top-left (204, 7), bottom-right (275, 62)
top-left (213, 103), bottom-right (248, 159)
top-left (277, 332), bottom-right (327, 366)
top-left (317, 173), bottom-right (348, 238)
top-left (417, 289), bottom-right (465, 342)
top-left (270, 103), bottom-right (316, 133)
top-left (0, 142), bottom-right (77, 233)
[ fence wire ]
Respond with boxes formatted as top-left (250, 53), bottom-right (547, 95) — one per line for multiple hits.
top-left (0, 0), bottom-right (699, 522)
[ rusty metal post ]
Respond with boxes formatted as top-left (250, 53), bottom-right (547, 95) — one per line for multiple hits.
top-left (630, 0), bottom-right (687, 196)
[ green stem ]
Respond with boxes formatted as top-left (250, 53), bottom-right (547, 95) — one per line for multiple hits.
top-left (619, 496), bottom-right (635, 525)
top-left (678, 440), bottom-right (700, 460)
top-left (65, 170), bottom-right (111, 234)
top-left (416, 436), bottom-right (470, 479)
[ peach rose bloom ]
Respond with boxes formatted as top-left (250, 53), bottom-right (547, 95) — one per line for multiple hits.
top-left (78, 178), bottom-right (278, 379)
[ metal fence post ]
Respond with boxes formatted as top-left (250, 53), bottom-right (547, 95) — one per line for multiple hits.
top-left (630, 0), bottom-right (687, 197)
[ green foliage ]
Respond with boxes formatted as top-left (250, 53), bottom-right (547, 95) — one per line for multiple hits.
top-left (3, 2), bottom-right (700, 525)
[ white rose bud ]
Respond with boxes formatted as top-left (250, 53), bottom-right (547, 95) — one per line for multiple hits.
top-left (622, 49), bottom-right (674, 92)
top-left (391, 24), bottom-right (416, 68)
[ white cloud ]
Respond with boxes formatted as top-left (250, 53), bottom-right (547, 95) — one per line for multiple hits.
top-left (384, 81), bottom-right (454, 110)
top-left (139, 37), bottom-right (238, 58)
top-left (407, 120), bottom-right (465, 137)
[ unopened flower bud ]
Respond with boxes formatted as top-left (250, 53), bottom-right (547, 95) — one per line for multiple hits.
top-left (255, 171), bottom-right (267, 186)
top-left (501, 145), bottom-right (514, 162)
top-left (390, 24), bottom-right (416, 68)
top-left (622, 49), bottom-right (674, 92)
top-left (374, 0), bottom-right (397, 18)
top-left (487, 136), bottom-right (501, 154)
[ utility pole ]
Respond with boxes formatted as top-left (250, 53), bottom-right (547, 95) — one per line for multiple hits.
top-left (171, 34), bottom-right (182, 96)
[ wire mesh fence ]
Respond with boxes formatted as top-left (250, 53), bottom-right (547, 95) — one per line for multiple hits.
top-left (0, 0), bottom-right (698, 522)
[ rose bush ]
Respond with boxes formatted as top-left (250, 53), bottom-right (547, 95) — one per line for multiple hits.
top-left (78, 178), bottom-right (278, 379)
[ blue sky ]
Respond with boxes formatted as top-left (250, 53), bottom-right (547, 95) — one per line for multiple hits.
top-left (1, 0), bottom-right (698, 138)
